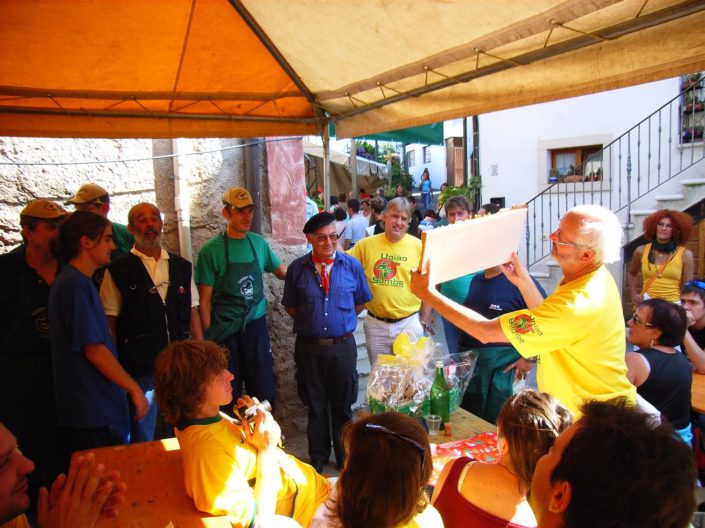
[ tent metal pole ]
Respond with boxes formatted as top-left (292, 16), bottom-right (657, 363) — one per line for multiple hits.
top-left (472, 115), bottom-right (481, 209)
top-left (327, 1), bottom-right (705, 119)
top-left (350, 138), bottom-right (358, 198)
top-left (323, 127), bottom-right (331, 210)
top-left (462, 117), bottom-right (468, 187)
top-left (227, 0), bottom-right (327, 128)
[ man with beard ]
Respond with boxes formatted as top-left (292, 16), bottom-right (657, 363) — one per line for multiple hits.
top-left (100, 203), bottom-right (202, 442)
top-left (412, 205), bottom-right (635, 416)
top-left (0, 200), bottom-right (68, 499)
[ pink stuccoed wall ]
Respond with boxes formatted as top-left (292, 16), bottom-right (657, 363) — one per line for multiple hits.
top-left (266, 138), bottom-right (307, 246)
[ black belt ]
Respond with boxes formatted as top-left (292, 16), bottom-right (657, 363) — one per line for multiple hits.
top-left (297, 333), bottom-right (353, 346)
top-left (367, 311), bottom-right (416, 324)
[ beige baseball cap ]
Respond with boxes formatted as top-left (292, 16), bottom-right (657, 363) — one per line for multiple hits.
top-left (20, 199), bottom-right (69, 220)
top-left (65, 183), bottom-right (109, 205)
top-left (223, 187), bottom-right (253, 208)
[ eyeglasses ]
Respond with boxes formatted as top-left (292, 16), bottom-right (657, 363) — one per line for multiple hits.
top-left (312, 233), bottom-right (339, 242)
top-left (551, 229), bottom-right (583, 248)
top-left (364, 423), bottom-right (426, 478)
top-left (630, 313), bottom-right (654, 327)
top-left (685, 280), bottom-right (705, 291)
top-left (656, 222), bottom-right (673, 229)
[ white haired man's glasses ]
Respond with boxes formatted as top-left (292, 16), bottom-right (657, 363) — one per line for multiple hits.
top-left (550, 229), bottom-right (586, 248)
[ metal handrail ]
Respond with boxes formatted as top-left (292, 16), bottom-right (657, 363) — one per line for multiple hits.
top-left (524, 76), bottom-right (705, 269)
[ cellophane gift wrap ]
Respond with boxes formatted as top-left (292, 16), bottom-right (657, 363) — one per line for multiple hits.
top-left (367, 330), bottom-right (478, 416)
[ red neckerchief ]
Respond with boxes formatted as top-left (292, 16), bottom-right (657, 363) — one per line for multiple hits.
top-left (312, 254), bottom-right (334, 294)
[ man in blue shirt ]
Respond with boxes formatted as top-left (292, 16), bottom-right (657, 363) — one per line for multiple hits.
top-left (282, 212), bottom-right (372, 474)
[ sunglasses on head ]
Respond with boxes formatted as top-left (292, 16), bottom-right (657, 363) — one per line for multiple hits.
top-left (363, 423), bottom-right (426, 479)
top-left (685, 280), bottom-right (705, 291)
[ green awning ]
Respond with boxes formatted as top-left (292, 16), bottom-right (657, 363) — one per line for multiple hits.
top-left (329, 122), bottom-right (444, 146)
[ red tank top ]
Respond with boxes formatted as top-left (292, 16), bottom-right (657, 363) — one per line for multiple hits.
top-left (433, 457), bottom-right (536, 528)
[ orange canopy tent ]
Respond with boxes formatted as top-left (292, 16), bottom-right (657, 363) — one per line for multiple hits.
top-left (0, 0), bottom-right (704, 139)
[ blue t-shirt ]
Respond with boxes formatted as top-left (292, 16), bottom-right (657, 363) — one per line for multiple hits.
top-left (49, 265), bottom-right (128, 428)
top-left (344, 214), bottom-right (369, 247)
top-left (421, 180), bottom-right (432, 193)
top-left (458, 272), bottom-right (547, 349)
top-left (282, 251), bottom-right (372, 338)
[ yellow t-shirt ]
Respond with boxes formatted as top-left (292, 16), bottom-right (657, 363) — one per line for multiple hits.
top-left (310, 484), bottom-right (444, 528)
top-left (640, 243), bottom-right (685, 302)
top-left (348, 233), bottom-right (422, 319)
top-left (499, 266), bottom-right (636, 415)
top-left (175, 413), bottom-right (330, 528)
top-left (0, 515), bottom-right (29, 528)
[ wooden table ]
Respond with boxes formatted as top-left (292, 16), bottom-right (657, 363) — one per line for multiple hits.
top-left (693, 372), bottom-right (705, 414)
top-left (441, 406), bottom-right (494, 441)
top-left (80, 408), bottom-right (493, 527)
top-left (78, 439), bottom-right (229, 528)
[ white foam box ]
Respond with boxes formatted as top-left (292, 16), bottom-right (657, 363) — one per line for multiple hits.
top-left (419, 207), bottom-right (527, 284)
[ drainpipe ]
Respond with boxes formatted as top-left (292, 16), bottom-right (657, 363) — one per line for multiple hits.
top-left (472, 115), bottom-right (481, 210)
top-left (245, 139), bottom-right (263, 234)
top-left (172, 138), bottom-right (193, 262)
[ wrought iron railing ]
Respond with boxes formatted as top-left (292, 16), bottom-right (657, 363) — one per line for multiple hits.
top-left (524, 75), bottom-right (705, 269)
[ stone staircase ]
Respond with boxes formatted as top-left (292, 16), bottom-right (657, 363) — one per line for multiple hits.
top-left (628, 178), bottom-right (705, 242)
top-left (531, 174), bottom-right (705, 296)
top-left (524, 80), bottom-right (705, 294)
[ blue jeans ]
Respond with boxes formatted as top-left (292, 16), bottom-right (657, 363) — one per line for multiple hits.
top-left (221, 315), bottom-right (277, 413)
top-left (129, 375), bottom-right (158, 443)
top-left (421, 192), bottom-right (431, 212)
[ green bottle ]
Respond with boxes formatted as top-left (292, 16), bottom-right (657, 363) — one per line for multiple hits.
top-left (430, 360), bottom-right (450, 427)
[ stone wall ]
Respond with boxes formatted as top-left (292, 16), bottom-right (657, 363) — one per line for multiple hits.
top-left (0, 136), bottom-right (308, 434)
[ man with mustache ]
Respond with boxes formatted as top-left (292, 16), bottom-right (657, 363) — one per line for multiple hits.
top-left (0, 200), bottom-right (68, 500)
top-left (100, 203), bottom-right (202, 442)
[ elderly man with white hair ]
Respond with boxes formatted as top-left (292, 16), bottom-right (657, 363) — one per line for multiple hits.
top-left (412, 205), bottom-right (636, 415)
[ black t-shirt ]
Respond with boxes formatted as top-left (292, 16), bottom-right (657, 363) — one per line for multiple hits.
top-left (691, 326), bottom-right (705, 349)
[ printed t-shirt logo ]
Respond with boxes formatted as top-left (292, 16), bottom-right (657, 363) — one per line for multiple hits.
top-left (239, 275), bottom-right (254, 299)
top-left (371, 257), bottom-right (404, 287)
top-left (512, 314), bottom-right (534, 334)
top-left (507, 313), bottom-right (542, 343)
top-left (374, 258), bottom-right (397, 280)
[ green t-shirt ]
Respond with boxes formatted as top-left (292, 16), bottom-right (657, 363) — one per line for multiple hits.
top-left (439, 273), bottom-right (476, 305)
top-left (195, 232), bottom-right (281, 320)
top-left (111, 222), bottom-right (134, 257)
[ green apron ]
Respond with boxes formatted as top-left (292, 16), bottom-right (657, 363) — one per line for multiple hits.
top-left (461, 345), bottom-right (521, 424)
top-left (204, 233), bottom-right (264, 343)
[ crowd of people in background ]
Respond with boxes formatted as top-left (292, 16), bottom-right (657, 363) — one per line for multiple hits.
top-left (0, 174), bottom-right (701, 527)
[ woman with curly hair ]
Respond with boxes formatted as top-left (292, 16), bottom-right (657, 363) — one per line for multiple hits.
top-left (310, 412), bottom-right (442, 528)
top-left (432, 390), bottom-right (572, 528)
top-left (628, 209), bottom-right (694, 304)
top-left (154, 340), bottom-right (329, 528)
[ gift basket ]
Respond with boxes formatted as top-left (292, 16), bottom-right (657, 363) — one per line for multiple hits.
top-left (366, 331), bottom-right (478, 417)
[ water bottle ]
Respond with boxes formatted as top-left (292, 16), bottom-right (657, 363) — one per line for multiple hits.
top-left (430, 360), bottom-right (450, 427)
